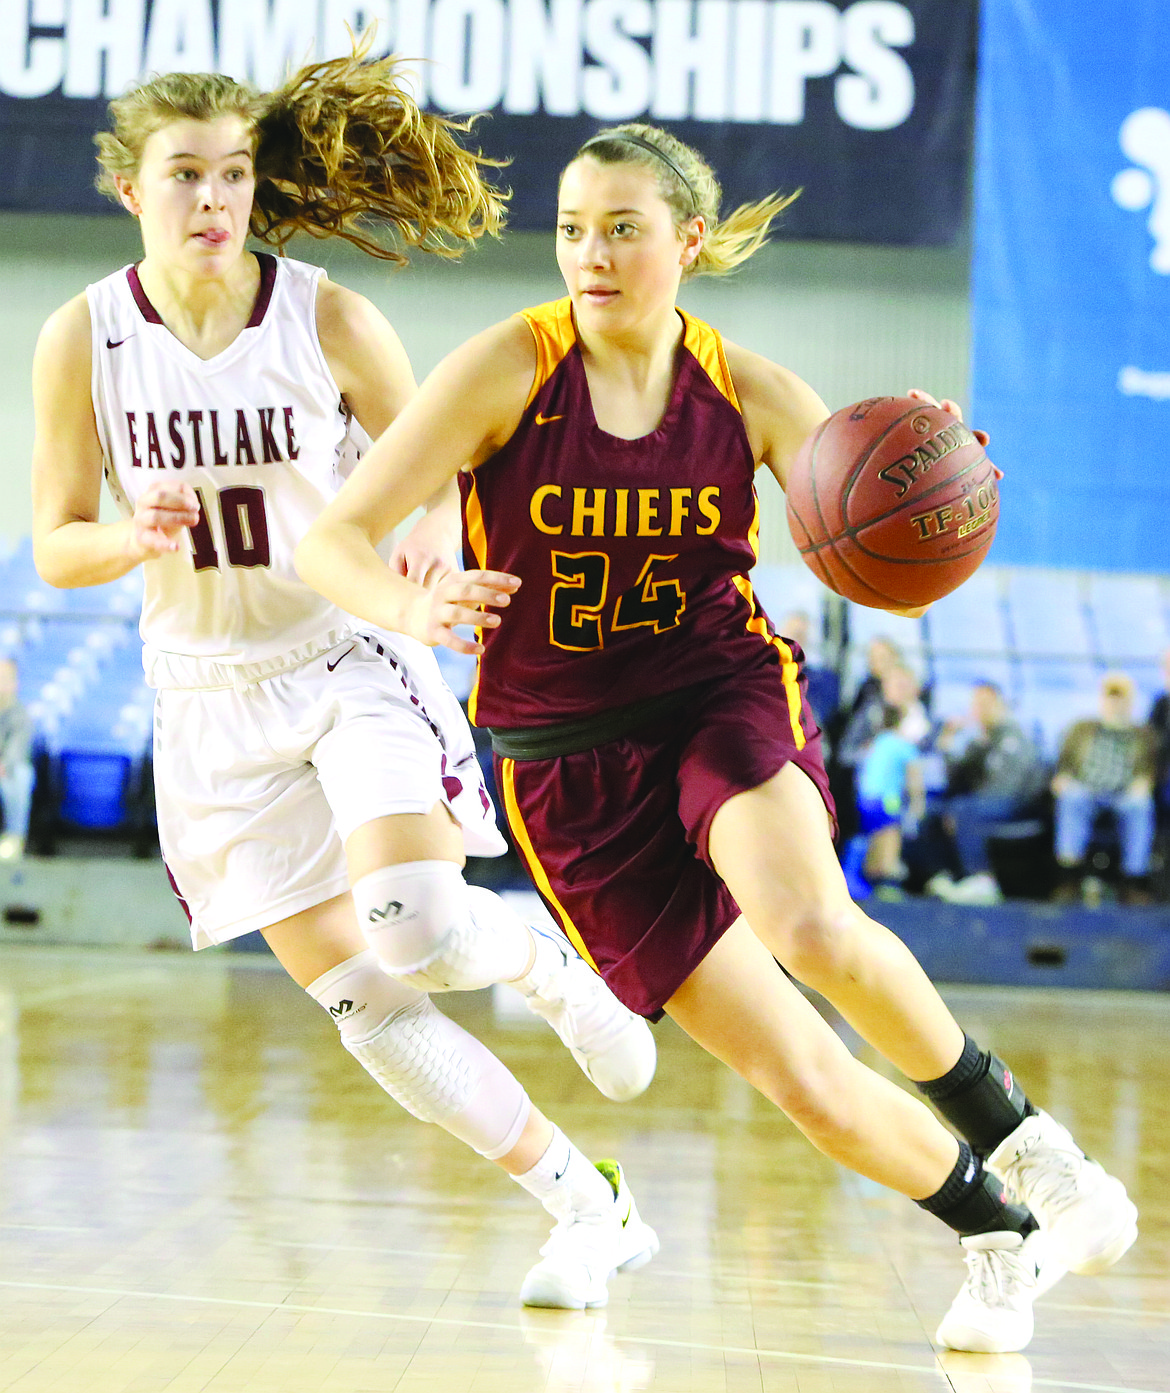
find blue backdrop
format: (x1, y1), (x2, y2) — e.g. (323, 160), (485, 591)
(972, 1), (1170, 571)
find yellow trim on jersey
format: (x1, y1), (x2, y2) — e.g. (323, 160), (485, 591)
(500, 758), (600, 969)
(680, 308), (742, 413)
(520, 299), (578, 410)
(733, 495), (806, 750)
(733, 573), (807, 752)
(519, 299), (740, 416)
(463, 474), (488, 723)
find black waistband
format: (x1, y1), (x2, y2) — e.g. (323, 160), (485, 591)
(488, 682), (712, 761)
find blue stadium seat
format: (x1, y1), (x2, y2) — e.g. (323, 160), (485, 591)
(1085, 573), (1169, 662)
(1016, 657), (1098, 691)
(1004, 568), (1092, 658)
(923, 567), (1009, 655)
(751, 565), (831, 639)
(845, 600), (926, 656)
(49, 696), (150, 832)
(929, 653), (1015, 692)
(57, 750), (134, 829)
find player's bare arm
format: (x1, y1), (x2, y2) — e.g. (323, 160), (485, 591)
(296, 315), (535, 651)
(32, 295), (200, 587)
(316, 278), (460, 584)
(315, 279), (416, 441)
(722, 341), (830, 490)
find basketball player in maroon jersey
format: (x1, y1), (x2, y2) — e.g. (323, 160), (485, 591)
(298, 124), (1136, 1351)
(30, 55), (661, 1311)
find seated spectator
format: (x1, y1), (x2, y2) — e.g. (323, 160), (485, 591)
(776, 607), (840, 734)
(0, 657), (34, 860)
(1053, 671), (1157, 905)
(856, 663), (929, 896)
(926, 681), (1047, 905)
(830, 636), (904, 840)
(838, 637), (901, 742)
(1146, 646), (1170, 818)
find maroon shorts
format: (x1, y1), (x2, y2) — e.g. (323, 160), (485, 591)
(495, 651), (833, 1018)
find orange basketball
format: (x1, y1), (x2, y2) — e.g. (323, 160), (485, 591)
(785, 396), (999, 609)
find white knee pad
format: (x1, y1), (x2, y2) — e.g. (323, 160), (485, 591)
(352, 861), (527, 991)
(305, 947), (421, 1041)
(307, 951), (530, 1160)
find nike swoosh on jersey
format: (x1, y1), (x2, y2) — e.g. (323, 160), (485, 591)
(326, 644), (356, 672)
(534, 412), (565, 425)
(106, 335), (135, 349)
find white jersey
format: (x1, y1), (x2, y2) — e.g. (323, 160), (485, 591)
(87, 253), (358, 684)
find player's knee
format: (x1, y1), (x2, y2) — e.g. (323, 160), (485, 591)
(767, 900), (862, 989)
(305, 948), (420, 1040)
(351, 861), (499, 991)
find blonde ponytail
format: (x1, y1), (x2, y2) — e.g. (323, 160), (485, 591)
(95, 35), (508, 264)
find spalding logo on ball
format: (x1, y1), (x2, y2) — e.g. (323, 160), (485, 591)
(785, 396), (999, 609)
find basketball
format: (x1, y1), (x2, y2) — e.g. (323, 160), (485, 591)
(785, 396), (999, 609)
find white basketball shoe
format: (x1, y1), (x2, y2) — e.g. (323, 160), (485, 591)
(986, 1112), (1138, 1275)
(516, 924), (656, 1101)
(936, 1228), (1063, 1353)
(520, 1160), (659, 1310)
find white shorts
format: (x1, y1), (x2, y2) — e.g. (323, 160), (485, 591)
(154, 631), (507, 949)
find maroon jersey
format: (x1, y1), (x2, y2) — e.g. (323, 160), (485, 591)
(461, 297), (805, 746)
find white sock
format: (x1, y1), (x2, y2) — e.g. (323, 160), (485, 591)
(511, 1125), (615, 1221)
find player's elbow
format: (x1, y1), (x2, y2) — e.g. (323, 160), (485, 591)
(294, 519), (346, 601)
(292, 526), (324, 591)
(32, 528), (81, 589)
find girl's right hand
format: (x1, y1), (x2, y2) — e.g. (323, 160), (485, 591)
(129, 481), (201, 560)
(409, 569), (521, 654)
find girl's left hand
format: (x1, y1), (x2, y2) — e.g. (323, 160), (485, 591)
(389, 494), (462, 589)
(906, 387), (1002, 479)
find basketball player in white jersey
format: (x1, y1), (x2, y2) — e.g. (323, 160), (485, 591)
(29, 50), (657, 1310)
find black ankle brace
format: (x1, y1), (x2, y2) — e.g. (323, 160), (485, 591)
(916, 1141), (1037, 1238)
(916, 1035), (1035, 1154)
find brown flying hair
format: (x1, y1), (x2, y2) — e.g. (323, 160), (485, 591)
(94, 37), (508, 263)
(567, 122), (798, 278)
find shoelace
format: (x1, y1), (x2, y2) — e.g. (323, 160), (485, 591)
(1003, 1147), (1082, 1213)
(964, 1245), (1028, 1306)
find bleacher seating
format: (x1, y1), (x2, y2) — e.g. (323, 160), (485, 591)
(747, 563), (1169, 759)
(3, 539), (1169, 857)
(1086, 572), (1169, 663)
(1, 551), (152, 849)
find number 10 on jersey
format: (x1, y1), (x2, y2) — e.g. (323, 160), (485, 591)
(189, 485), (271, 570)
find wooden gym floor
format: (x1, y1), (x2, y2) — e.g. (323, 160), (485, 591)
(0, 943), (1166, 1393)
